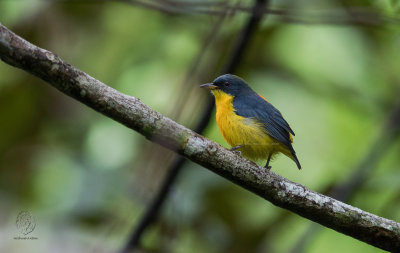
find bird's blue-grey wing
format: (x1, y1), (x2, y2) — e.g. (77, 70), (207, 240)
(233, 94), (294, 150)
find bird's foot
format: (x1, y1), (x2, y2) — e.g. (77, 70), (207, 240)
(232, 150), (242, 156)
(264, 154), (272, 170)
(230, 145), (242, 156)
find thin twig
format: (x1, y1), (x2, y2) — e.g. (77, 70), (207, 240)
(119, 4), (229, 252)
(114, 0), (400, 26)
(121, 157), (185, 251)
(50, 0), (400, 26)
(121, 0), (268, 251)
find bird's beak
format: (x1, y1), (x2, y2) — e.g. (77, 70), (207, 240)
(200, 83), (218, 90)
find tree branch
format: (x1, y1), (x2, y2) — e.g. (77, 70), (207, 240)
(1, 23), (400, 252)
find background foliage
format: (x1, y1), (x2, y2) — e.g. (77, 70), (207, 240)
(1, 0), (400, 252)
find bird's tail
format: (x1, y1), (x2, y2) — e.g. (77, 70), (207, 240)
(291, 152), (301, 170)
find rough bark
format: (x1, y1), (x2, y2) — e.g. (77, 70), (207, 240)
(1, 23), (399, 252)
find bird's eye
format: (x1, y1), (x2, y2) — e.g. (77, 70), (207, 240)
(224, 82), (230, 87)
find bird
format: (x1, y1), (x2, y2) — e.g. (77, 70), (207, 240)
(200, 74), (301, 170)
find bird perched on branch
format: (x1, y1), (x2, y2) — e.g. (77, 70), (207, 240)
(201, 74), (301, 170)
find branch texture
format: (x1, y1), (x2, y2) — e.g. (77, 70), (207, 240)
(1, 24), (400, 252)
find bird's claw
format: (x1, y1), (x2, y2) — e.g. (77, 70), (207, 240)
(232, 150), (242, 156)
(264, 165), (272, 170)
(229, 145), (242, 156)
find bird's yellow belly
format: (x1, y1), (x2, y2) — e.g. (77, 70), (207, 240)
(213, 90), (289, 161)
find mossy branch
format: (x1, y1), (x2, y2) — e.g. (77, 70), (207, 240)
(1, 24), (399, 252)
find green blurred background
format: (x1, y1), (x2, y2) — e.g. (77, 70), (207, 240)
(1, 0), (400, 252)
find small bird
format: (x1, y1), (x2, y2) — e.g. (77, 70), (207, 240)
(200, 74), (301, 170)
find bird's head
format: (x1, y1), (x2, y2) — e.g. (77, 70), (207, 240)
(200, 74), (252, 97)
